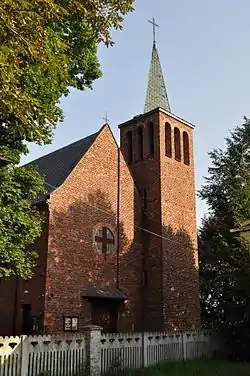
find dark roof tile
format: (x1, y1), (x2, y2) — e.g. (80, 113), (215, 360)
(23, 131), (99, 202)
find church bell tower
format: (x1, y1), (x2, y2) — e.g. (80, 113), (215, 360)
(119, 19), (200, 331)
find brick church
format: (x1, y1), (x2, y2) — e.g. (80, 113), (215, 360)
(0, 37), (200, 335)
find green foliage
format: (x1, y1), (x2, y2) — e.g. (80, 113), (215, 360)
(0, 0), (134, 143)
(0, 164), (45, 278)
(199, 118), (250, 224)
(199, 118), (250, 359)
(0, 0), (134, 278)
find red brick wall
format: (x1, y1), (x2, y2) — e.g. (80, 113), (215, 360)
(0, 277), (17, 335)
(159, 112), (200, 330)
(44, 125), (142, 333)
(0, 202), (48, 335)
(0, 110), (200, 335)
(119, 109), (200, 331)
(120, 112), (164, 331)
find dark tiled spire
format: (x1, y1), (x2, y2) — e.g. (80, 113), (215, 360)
(144, 40), (171, 113)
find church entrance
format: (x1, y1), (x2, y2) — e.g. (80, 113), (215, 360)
(90, 299), (118, 333)
(83, 284), (127, 333)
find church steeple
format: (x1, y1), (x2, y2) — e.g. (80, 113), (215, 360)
(144, 18), (171, 114)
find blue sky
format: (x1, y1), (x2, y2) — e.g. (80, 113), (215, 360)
(21, 0), (250, 227)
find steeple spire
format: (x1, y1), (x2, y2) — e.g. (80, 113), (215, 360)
(144, 18), (171, 114)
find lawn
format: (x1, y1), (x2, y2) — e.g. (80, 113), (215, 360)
(126, 360), (250, 376)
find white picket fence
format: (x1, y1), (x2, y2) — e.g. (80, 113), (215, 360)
(0, 329), (215, 376)
(100, 330), (215, 374)
(0, 335), (86, 376)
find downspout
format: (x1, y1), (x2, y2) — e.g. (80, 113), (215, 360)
(141, 196), (147, 366)
(116, 148), (121, 289)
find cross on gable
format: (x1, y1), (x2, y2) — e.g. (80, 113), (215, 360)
(95, 227), (115, 260)
(148, 17), (159, 45)
(103, 110), (109, 125)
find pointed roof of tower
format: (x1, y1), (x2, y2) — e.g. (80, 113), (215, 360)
(144, 42), (171, 113)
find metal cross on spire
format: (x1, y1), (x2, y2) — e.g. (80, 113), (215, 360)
(148, 17), (159, 45)
(144, 17), (171, 113)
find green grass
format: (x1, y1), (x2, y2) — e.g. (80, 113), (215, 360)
(124, 360), (250, 376)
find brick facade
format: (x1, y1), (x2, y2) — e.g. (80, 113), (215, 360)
(0, 203), (48, 336)
(43, 125), (142, 333)
(0, 109), (200, 335)
(119, 108), (200, 331)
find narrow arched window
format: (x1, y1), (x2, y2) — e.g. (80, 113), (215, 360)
(165, 123), (172, 157)
(148, 122), (154, 156)
(136, 126), (143, 161)
(126, 131), (133, 164)
(174, 127), (181, 161)
(183, 131), (190, 165)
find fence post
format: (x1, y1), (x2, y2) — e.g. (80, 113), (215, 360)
(181, 332), (187, 361)
(20, 336), (29, 376)
(84, 325), (102, 376)
(142, 332), (147, 368)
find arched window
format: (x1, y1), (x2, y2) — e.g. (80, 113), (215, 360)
(136, 126), (143, 161)
(174, 127), (181, 161)
(126, 131), (133, 164)
(148, 122), (154, 156)
(183, 131), (190, 165)
(94, 226), (115, 254)
(165, 123), (172, 157)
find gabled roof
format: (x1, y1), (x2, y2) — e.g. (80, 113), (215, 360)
(24, 131), (99, 202)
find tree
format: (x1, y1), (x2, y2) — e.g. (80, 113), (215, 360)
(199, 118), (250, 359)
(0, 164), (45, 279)
(0, 0), (134, 145)
(0, 0), (134, 278)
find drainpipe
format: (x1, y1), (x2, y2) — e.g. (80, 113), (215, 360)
(116, 148), (121, 289)
(141, 192), (147, 366)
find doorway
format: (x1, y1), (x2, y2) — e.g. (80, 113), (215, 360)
(90, 299), (118, 333)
